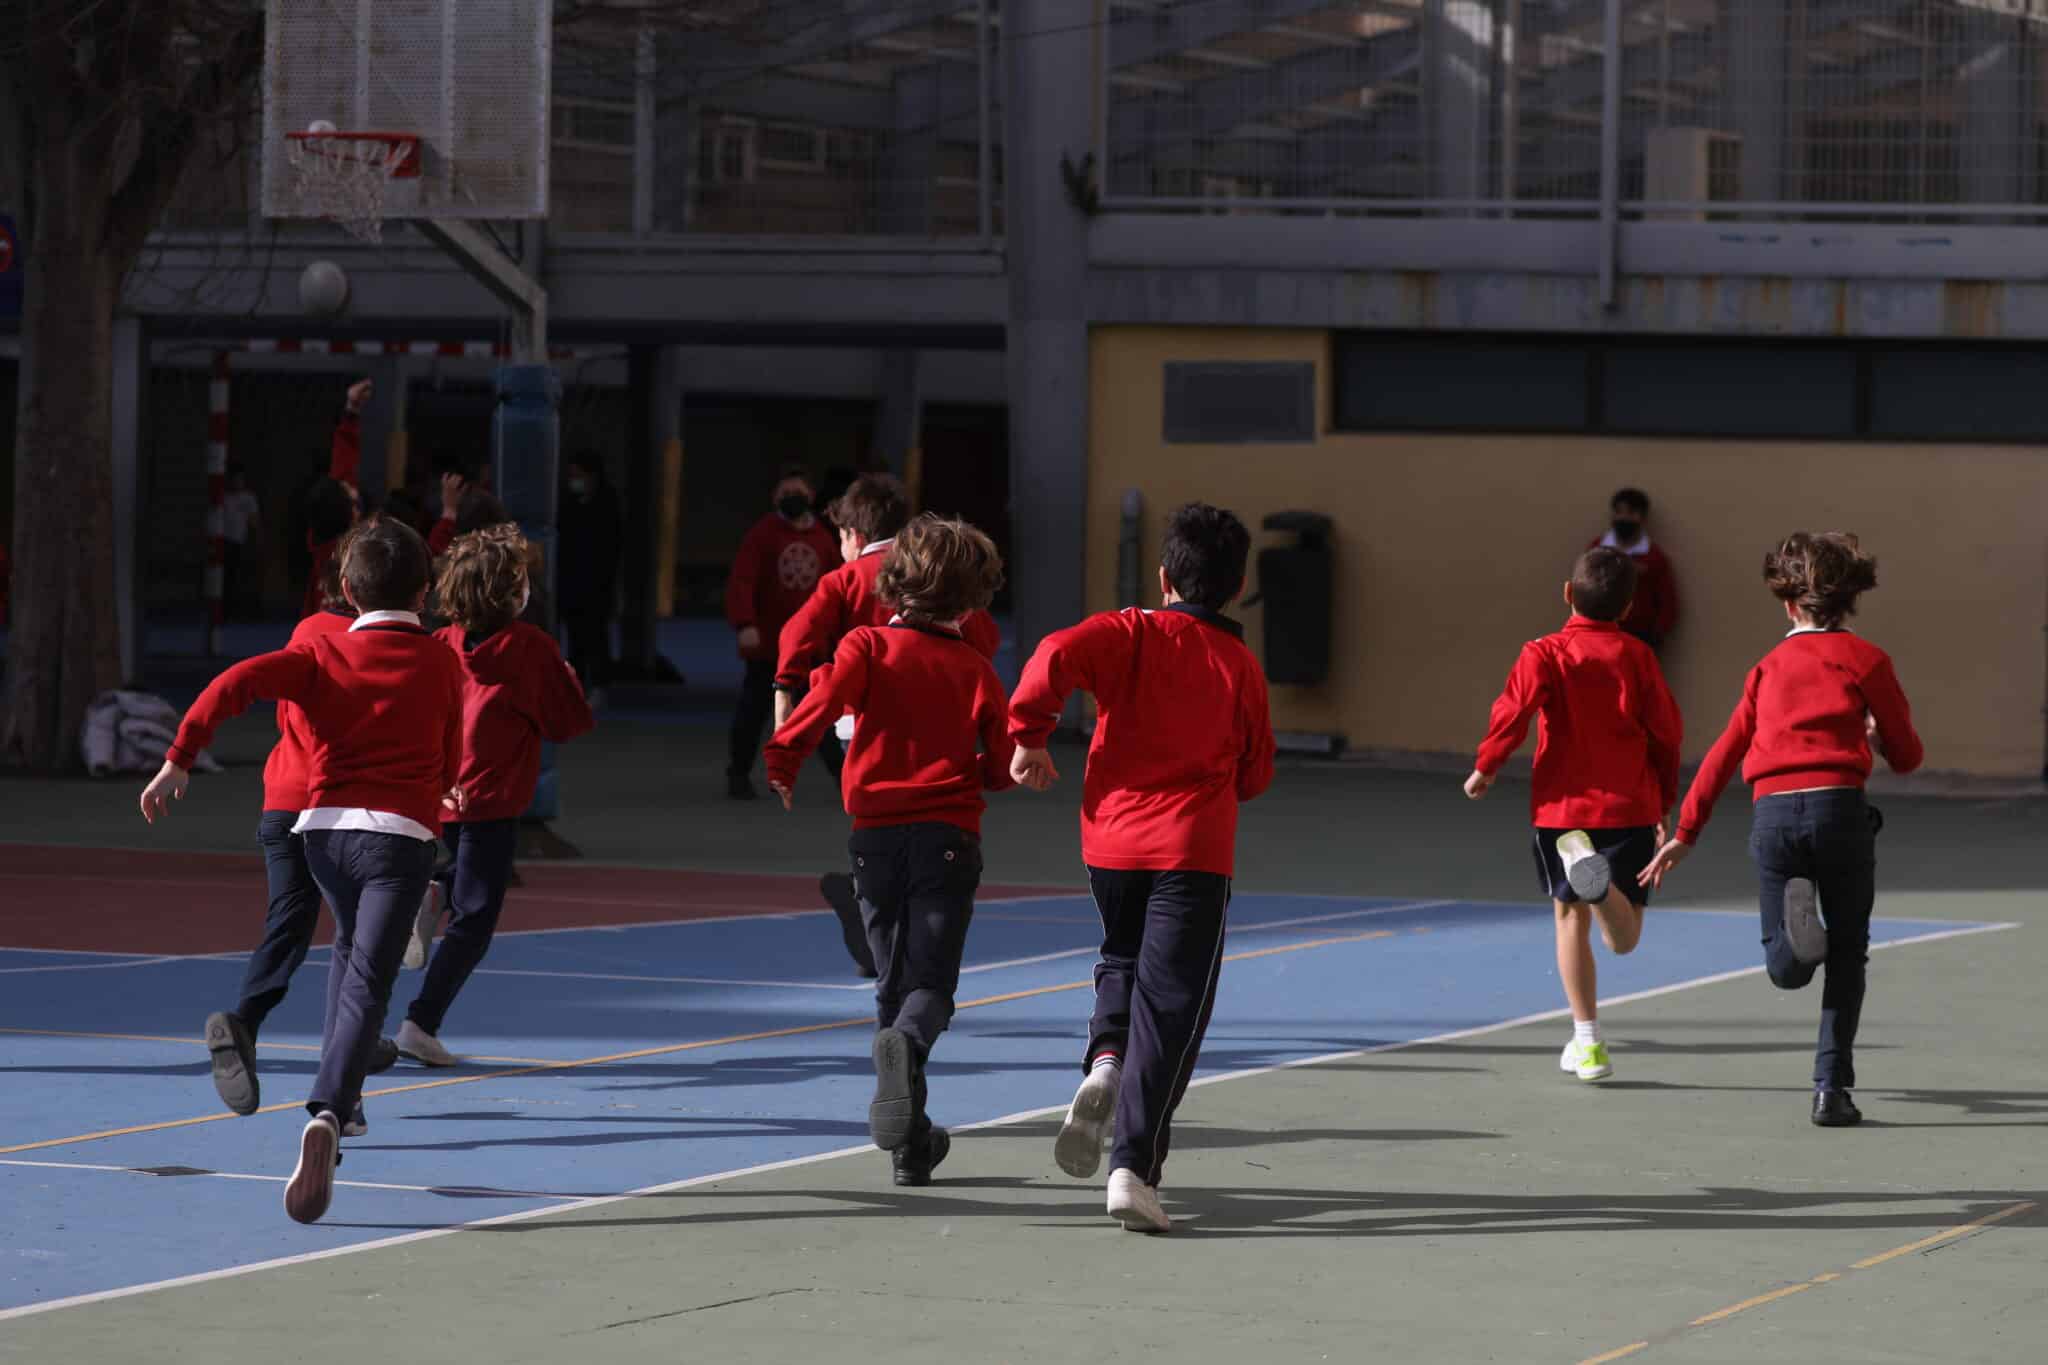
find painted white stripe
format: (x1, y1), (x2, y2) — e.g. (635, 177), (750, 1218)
(0, 919), (2017, 1325)
(0, 956), (183, 975)
(0, 1158), (590, 1201)
(207, 380), (229, 409)
(471, 967), (873, 993)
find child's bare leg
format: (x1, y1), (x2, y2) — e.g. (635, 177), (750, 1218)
(1554, 901), (1597, 1022)
(1593, 886), (1644, 955)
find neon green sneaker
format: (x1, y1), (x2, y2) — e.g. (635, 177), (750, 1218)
(1571, 1040), (1613, 1082)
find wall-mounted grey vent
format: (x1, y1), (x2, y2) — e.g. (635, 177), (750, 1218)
(1163, 362), (1315, 444)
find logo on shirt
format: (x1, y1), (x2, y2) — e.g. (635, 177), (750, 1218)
(778, 540), (823, 593)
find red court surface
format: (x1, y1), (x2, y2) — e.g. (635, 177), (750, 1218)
(0, 843), (1056, 955)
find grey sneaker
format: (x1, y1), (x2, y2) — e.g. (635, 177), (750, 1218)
(1556, 830), (1613, 903)
(1783, 878), (1828, 965)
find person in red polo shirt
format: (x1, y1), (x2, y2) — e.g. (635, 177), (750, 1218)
(1465, 546), (1682, 1085)
(725, 464), (838, 800)
(1592, 487), (1679, 650)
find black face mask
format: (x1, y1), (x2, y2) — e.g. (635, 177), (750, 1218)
(777, 494), (812, 521)
(1612, 518), (1641, 543)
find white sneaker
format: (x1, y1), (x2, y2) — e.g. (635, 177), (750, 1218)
(402, 881), (443, 971)
(341, 1103), (368, 1137)
(1561, 1038), (1613, 1081)
(1055, 1063), (1120, 1179)
(1106, 1168), (1171, 1234)
(1556, 830), (1613, 903)
(394, 1019), (458, 1068)
(1559, 1038), (1580, 1073)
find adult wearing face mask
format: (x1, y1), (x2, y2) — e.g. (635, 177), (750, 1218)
(1590, 487), (1679, 651)
(724, 464), (839, 799)
(558, 450), (623, 697)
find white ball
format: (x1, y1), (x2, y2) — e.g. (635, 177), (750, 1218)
(307, 119), (337, 135)
(299, 260), (350, 317)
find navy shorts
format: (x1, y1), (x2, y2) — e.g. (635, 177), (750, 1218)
(1531, 826), (1657, 907)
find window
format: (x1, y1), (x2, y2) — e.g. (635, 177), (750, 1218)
(1867, 349), (2048, 441)
(1601, 346), (1857, 438)
(1333, 336), (1592, 432)
(551, 99), (633, 155)
(1163, 363), (1316, 444)
(757, 124), (821, 171)
(702, 121), (755, 184)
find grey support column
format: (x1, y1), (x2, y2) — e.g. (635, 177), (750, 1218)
(357, 354), (402, 503)
(1426, 0), (1498, 202)
(109, 317), (144, 684)
(621, 343), (684, 677)
(1004, 0), (1094, 682)
(880, 66), (942, 236)
(1959, 9), (2033, 210)
(1722, 0), (1787, 203)
(872, 349), (922, 480)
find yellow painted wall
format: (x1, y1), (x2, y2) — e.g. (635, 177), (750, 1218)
(1087, 326), (2048, 778)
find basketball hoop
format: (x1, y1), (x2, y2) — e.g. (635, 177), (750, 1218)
(283, 131), (421, 243)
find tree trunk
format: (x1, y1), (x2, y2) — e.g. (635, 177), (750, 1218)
(4, 142), (123, 770)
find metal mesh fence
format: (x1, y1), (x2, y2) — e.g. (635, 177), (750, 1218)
(1106, 0), (2048, 218)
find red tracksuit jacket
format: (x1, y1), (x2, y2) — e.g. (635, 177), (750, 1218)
(766, 622), (1016, 834)
(437, 622), (596, 823)
(775, 543), (1002, 688)
(1009, 605), (1275, 878)
(260, 608), (354, 812)
(1676, 629), (1923, 842)
(725, 514), (838, 662)
(168, 618), (464, 832)
(1474, 615), (1682, 829)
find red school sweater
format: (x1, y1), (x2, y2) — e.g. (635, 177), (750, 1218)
(765, 622), (1016, 834)
(437, 621), (596, 823)
(1008, 605), (1276, 878)
(1676, 629), (1923, 843)
(167, 619), (465, 833)
(302, 412), (362, 619)
(774, 543), (1002, 688)
(260, 608), (354, 811)
(724, 514), (839, 661)
(1473, 616), (1682, 829)
(1589, 537), (1680, 645)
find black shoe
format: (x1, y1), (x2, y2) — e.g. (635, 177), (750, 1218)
(1812, 1088), (1863, 1127)
(366, 1036), (400, 1075)
(727, 773), (758, 801)
(821, 874), (877, 978)
(869, 1027), (917, 1151)
(892, 1127), (951, 1187)
(206, 1011), (260, 1116)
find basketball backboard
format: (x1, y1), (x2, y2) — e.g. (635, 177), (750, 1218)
(262, 0), (552, 226)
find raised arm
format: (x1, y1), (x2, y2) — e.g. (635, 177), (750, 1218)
(763, 631), (873, 803)
(165, 647), (323, 771)
(1471, 644), (1550, 784)
(1861, 656), (1924, 775)
(1674, 668), (1762, 844)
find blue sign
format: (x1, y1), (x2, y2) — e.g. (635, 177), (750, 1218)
(0, 215), (19, 319)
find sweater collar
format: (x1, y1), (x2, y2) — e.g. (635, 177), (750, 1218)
(1163, 602), (1246, 639)
(350, 609), (422, 632)
(859, 537), (894, 558)
(887, 614), (967, 642)
(1563, 615), (1623, 634)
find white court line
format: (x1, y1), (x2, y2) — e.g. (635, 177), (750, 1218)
(0, 957), (187, 975)
(4, 916), (2014, 1326)
(0, 1157), (591, 1201)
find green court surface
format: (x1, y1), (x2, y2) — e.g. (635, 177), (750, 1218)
(2, 713), (2042, 1364)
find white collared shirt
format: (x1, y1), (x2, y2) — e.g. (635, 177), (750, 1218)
(859, 538), (895, 558)
(1598, 530), (1654, 557)
(291, 607), (437, 843)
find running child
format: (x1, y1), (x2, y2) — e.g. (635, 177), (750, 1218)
(389, 524), (595, 1067)
(1465, 546), (1682, 1082)
(773, 473), (1002, 977)
(764, 514), (1013, 1187)
(201, 541), (400, 1131)
(1009, 502), (1275, 1235)
(142, 517), (464, 1224)
(1644, 532), (1921, 1127)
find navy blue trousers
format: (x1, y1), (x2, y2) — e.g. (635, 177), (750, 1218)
(235, 811), (325, 1035)
(406, 819), (519, 1036)
(1751, 789), (1878, 1089)
(300, 829), (438, 1119)
(1086, 867), (1231, 1189)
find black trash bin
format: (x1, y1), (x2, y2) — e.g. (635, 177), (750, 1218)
(1247, 511), (1334, 687)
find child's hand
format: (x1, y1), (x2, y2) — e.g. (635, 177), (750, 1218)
(346, 378), (372, 414)
(772, 690), (794, 730)
(139, 761), (190, 823)
(1463, 770), (1494, 800)
(439, 470), (467, 513)
(443, 784), (468, 815)
(769, 781), (793, 811)
(1643, 837), (1692, 888)
(1011, 746), (1058, 792)
(737, 625), (762, 653)
(1865, 712), (1886, 759)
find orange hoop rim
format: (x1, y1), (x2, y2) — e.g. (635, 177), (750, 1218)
(283, 130), (422, 179)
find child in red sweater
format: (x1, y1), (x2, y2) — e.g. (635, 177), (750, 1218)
(302, 380), (370, 619)
(725, 464), (839, 800)
(388, 525), (595, 1068)
(773, 473), (1004, 977)
(1646, 532), (1922, 1127)
(142, 518), (463, 1224)
(1009, 503), (1275, 1235)
(766, 515), (1013, 1187)
(1466, 547), (1682, 1083)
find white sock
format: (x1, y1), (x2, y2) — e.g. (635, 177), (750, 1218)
(1573, 1019), (1601, 1046)
(1091, 1053), (1121, 1075)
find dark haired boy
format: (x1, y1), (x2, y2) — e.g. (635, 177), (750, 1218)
(765, 514), (1015, 1186)
(1593, 486), (1680, 650)
(1465, 545), (1682, 1083)
(773, 474), (1003, 975)
(1009, 502), (1275, 1234)
(725, 463), (839, 799)
(142, 518), (464, 1224)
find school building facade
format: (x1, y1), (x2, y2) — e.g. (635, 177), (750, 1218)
(3, 0), (2043, 777)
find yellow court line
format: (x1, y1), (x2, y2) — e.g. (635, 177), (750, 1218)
(0, 922), (1405, 1158)
(0, 1026), (552, 1065)
(1575, 1200), (2037, 1364)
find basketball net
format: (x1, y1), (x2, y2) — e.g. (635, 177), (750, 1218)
(284, 134), (418, 244)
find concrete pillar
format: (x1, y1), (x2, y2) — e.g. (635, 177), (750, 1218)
(1426, 0), (1498, 201)
(880, 66), (942, 236)
(872, 349), (922, 484)
(1722, 0), (1787, 202)
(653, 39), (697, 233)
(109, 317), (144, 683)
(622, 343), (685, 675)
(1003, 0), (1093, 678)
(357, 353), (403, 502)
